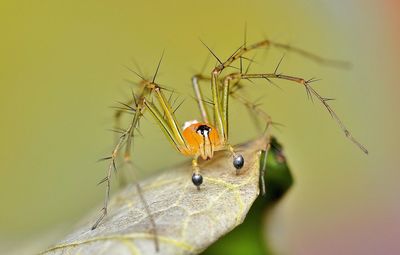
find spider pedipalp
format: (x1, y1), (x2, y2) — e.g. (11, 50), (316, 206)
(233, 154), (244, 171)
(192, 173), (203, 189)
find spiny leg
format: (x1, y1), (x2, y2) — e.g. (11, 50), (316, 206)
(201, 35), (353, 85)
(111, 67), (157, 184)
(94, 117), (135, 229)
(144, 86), (187, 151)
(202, 37), (353, 125)
(111, 90), (141, 186)
(122, 87), (161, 252)
(93, 54), (169, 250)
(93, 85), (150, 229)
(192, 75), (211, 123)
(123, 141), (160, 252)
(200, 38), (347, 143)
(241, 72), (368, 154)
(92, 111), (138, 230)
(113, 93), (137, 131)
(118, 57), (191, 248)
(219, 69), (367, 154)
(210, 38), (351, 77)
(199, 38), (367, 154)
(206, 39), (328, 134)
(94, 82), (173, 252)
(230, 56), (275, 128)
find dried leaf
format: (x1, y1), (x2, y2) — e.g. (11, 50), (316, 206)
(41, 137), (268, 255)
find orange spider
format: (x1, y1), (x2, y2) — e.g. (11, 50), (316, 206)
(91, 38), (368, 246)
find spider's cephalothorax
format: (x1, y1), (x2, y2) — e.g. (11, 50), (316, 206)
(180, 120), (242, 187)
(182, 121), (220, 160)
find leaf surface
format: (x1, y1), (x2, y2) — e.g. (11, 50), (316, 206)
(41, 137), (268, 255)
(203, 137), (294, 255)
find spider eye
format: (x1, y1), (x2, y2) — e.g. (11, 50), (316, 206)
(192, 173), (203, 187)
(233, 154), (244, 169)
(196, 125), (211, 136)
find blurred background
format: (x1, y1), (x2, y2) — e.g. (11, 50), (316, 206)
(0, 0), (399, 254)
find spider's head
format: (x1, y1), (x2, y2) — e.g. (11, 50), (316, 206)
(182, 120), (220, 160)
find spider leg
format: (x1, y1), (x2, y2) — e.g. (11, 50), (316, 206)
(210, 69), (226, 142)
(192, 75), (211, 123)
(111, 91), (139, 186)
(123, 140), (160, 252)
(153, 87), (187, 146)
(213, 72), (250, 173)
(94, 51), (193, 251)
(259, 138), (271, 196)
(212, 39), (350, 76)
(241, 72), (368, 154)
(113, 96), (136, 132)
(202, 38), (345, 142)
(145, 84), (209, 191)
(144, 86), (187, 151)
(219, 39), (366, 153)
(92, 85), (149, 227)
(93, 82), (164, 251)
(120, 82), (189, 251)
(229, 89), (273, 129)
(191, 156), (203, 190)
(122, 88), (163, 253)
(195, 70), (367, 154)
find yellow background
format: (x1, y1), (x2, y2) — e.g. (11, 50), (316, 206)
(1, 0), (399, 254)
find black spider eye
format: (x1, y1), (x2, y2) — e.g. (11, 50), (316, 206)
(233, 154), (244, 169)
(192, 173), (203, 187)
(196, 125), (211, 136)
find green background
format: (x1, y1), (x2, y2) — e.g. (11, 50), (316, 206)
(1, 0), (399, 254)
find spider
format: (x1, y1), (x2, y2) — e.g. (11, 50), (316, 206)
(91, 37), (368, 248)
